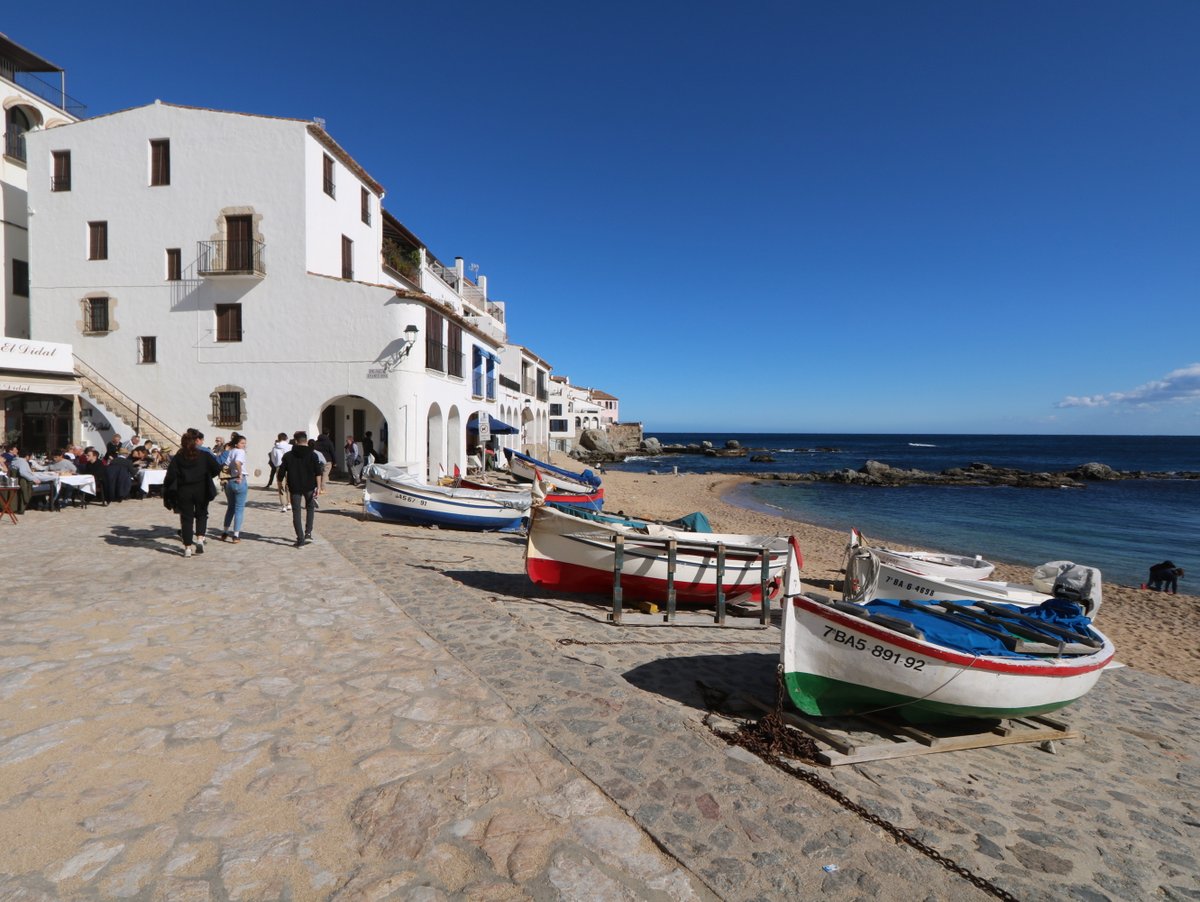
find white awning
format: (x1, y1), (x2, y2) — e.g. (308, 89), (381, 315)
(0, 372), (81, 396)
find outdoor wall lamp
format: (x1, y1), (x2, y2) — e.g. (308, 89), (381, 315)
(381, 325), (421, 373)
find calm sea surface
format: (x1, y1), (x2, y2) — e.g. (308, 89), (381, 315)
(609, 434), (1200, 588)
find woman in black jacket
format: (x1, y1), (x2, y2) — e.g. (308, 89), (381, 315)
(164, 428), (221, 557)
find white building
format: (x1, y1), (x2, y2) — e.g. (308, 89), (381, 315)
(547, 375), (605, 453)
(26, 101), (508, 478)
(497, 342), (551, 459)
(1, 35), (84, 450)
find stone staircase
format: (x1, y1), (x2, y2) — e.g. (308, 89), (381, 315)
(73, 355), (182, 449)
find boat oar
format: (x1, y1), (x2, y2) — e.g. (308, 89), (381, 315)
(972, 601), (1100, 647)
(935, 601), (1071, 647)
(897, 599), (1021, 652)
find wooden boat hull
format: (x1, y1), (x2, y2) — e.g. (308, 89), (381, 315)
(456, 478), (605, 512)
(526, 505), (790, 603)
(782, 547), (1114, 722)
(364, 471), (529, 532)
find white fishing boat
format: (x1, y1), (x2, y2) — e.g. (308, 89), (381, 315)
(845, 540), (1103, 617)
(781, 540), (1115, 723)
(526, 503), (791, 603)
(363, 465), (530, 532)
(504, 449), (602, 495)
(848, 528), (995, 580)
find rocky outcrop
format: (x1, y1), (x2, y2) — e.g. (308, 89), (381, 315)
(578, 429), (614, 454)
(748, 460), (1200, 488)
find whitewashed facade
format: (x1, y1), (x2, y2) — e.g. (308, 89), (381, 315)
(26, 102), (508, 478)
(2, 34), (80, 339)
(547, 375), (605, 452)
(497, 342), (551, 459)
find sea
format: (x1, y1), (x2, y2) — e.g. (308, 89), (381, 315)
(609, 434), (1200, 588)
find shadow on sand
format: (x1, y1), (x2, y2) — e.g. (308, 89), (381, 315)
(622, 652), (778, 716)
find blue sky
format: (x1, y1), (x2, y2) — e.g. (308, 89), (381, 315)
(7, 1), (1198, 434)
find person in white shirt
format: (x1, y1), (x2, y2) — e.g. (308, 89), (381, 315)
(269, 433), (292, 511)
(216, 435), (249, 543)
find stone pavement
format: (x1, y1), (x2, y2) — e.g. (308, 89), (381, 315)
(0, 483), (1194, 900)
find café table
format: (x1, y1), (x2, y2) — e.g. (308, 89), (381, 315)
(0, 485), (18, 524)
(138, 469), (167, 494)
(57, 474), (97, 496)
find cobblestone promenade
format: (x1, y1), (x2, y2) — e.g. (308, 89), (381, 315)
(0, 483), (1195, 900)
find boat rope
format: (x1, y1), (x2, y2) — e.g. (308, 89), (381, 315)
(703, 668), (1020, 902)
(828, 653), (983, 719)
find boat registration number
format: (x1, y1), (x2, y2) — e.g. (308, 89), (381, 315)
(882, 574), (936, 597)
(822, 627), (926, 670)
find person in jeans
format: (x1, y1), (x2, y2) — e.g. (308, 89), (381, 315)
(217, 435), (249, 543)
(163, 428), (220, 557)
(280, 431), (321, 547)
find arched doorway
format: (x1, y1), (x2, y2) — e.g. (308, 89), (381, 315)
(447, 406), (462, 476)
(318, 394), (389, 480)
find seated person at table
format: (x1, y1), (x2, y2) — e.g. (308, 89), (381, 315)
(105, 452), (134, 502)
(46, 449), (78, 508)
(78, 448), (108, 505)
(2, 443), (17, 467)
(9, 449), (56, 511)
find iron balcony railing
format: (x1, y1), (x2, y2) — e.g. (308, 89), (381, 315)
(197, 240), (266, 276)
(4, 131), (26, 162)
(2, 68), (87, 117)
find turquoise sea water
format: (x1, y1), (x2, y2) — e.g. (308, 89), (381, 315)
(609, 434), (1199, 588)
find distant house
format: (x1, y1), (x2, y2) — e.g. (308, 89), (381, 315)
(547, 375), (608, 452)
(590, 388), (619, 425)
(25, 101), (509, 479)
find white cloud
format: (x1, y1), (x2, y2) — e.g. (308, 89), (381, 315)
(1056, 363), (1200, 409)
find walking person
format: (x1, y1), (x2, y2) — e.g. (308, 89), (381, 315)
(269, 433), (292, 509)
(315, 432), (337, 492)
(280, 431), (321, 547)
(217, 434), (250, 543)
(163, 428), (221, 557)
(362, 431), (376, 474)
(344, 435), (363, 486)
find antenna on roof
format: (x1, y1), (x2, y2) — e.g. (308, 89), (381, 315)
(313, 116), (326, 129)
(469, 263), (480, 278)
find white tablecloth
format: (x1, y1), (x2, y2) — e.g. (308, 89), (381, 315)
(138, 469), (167, 493)
(57, 474), (97, 495)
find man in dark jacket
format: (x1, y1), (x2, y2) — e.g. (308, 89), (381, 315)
(315, 433), (337, 490)
(279, 431), (321, 546)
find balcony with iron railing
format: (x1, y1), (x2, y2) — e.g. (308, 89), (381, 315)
(1, 66), (87, 118)
(197, 240), (266, 277)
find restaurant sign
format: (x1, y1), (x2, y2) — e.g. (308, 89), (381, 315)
(0, 338), (76, 375)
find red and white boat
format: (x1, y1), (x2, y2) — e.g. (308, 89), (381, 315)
(781, 540), (1115, 723)
(525, 503), (791, 603)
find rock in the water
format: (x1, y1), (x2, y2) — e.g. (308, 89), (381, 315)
(641, 437), (663, 454)
(725, 439), (741, 450)
(1073, 462), (1117, 480)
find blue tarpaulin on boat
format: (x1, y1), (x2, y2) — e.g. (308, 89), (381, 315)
(863, 598), (1095, 659)
(468, 415), (519, 435)
(546, 504), (712, 533)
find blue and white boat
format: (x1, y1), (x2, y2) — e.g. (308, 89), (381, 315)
(363, 465), (529, 532)
(503, 449), (602, 495)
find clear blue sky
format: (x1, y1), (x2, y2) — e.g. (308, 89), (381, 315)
(7, 1), (1199, 434)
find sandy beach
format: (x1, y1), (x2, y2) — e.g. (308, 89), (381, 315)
(589, 463), (1200, 686)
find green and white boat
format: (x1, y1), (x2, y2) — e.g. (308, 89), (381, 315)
(780, 540), (1115, 723)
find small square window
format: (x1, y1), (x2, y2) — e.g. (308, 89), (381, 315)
(52, 150), (71, 191)
(88, 221), (108, 260)
(166, 248), (181, 281)
(215, 303), (242, 342)
(212, 391), (243, 427)
(12, 259), (29, 297)
(150, 139), (170, 186)
(138, 336), (157, 363)
(85, 297), (110, 333)
(323, 154), (335, 198)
